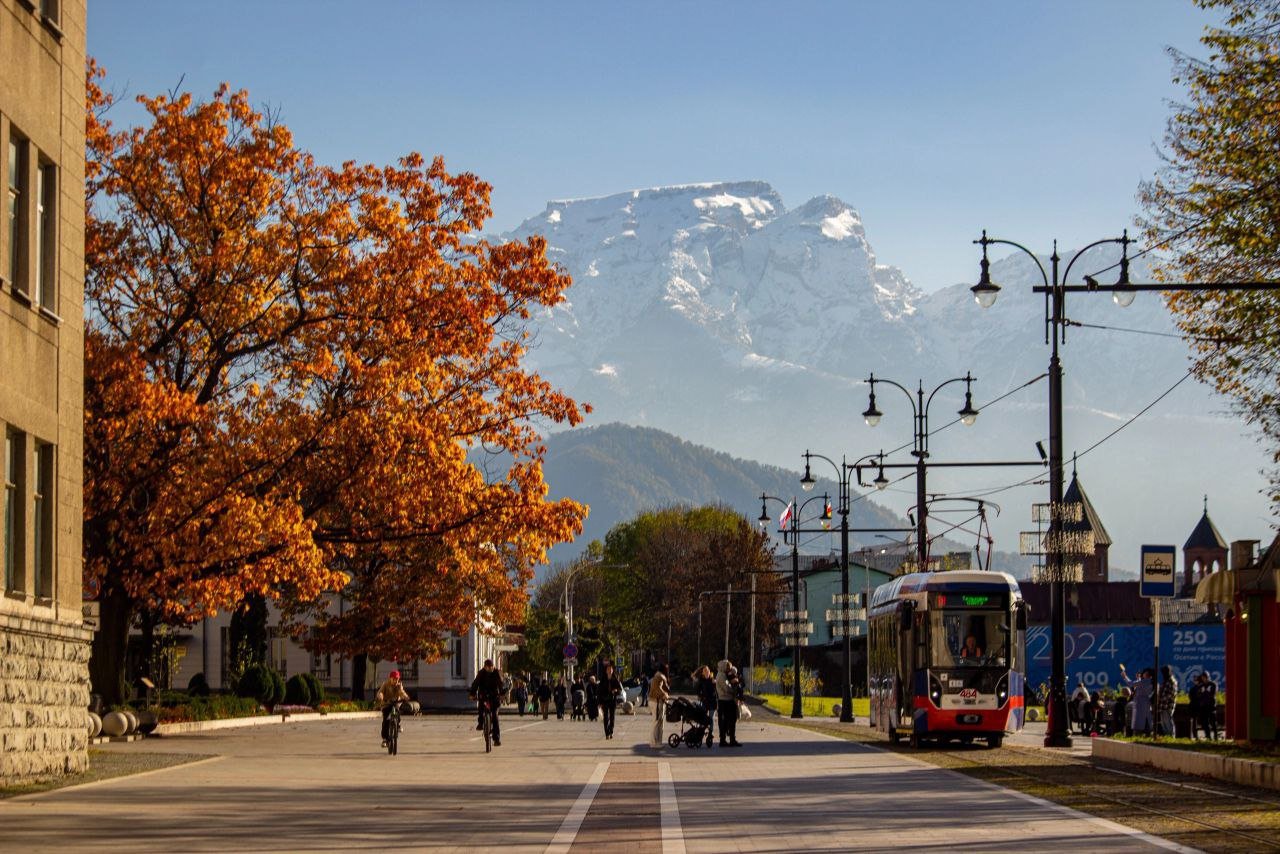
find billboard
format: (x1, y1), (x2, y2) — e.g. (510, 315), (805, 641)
(1025, 623), (1225, 693)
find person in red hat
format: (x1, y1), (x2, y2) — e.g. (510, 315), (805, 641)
(376, 670), (410, 748)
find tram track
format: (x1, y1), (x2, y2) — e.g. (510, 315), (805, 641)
(783, 720), (1280, 853)
(940, 744), (1280, 852)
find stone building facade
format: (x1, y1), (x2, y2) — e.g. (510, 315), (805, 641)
(0, 0), (91, 784)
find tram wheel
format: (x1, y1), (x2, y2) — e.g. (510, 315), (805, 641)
(909, 732), (921, 749)
(888, 727), (900, 746)
(986, 734), (1004, 749)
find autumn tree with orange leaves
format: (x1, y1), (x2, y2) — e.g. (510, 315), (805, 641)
(85, 62), (588, 704)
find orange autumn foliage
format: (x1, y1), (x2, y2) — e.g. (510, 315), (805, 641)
(84, 60), (588, 698)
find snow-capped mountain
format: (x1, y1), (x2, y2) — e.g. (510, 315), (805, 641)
(508, 182), (1271, 574)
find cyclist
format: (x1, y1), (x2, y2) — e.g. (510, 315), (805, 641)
(470, 658), (505, 747)
(375, 670), (410, 748)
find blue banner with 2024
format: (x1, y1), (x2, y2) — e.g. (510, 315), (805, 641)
(1025, 623), (1225, 694)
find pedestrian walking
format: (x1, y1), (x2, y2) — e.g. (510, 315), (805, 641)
(600, 663), (623, 739)
(649, 663), (670, 747)
(715, 659), (742, 747)
(639, 672), (650, 707)
(512, 679), (528, 718)
(586, 675), (599, 722)
(553, 678), (567, 719)
(1158, 665), (1178, 738)
(571, 678), (586, 720)
(536, 678), (552, 720)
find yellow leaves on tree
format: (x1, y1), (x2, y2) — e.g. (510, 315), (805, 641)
(84, 59), (588, 701)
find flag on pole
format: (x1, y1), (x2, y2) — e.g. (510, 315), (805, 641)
(778, 501), (793, 531)
(824, 499), (833, 518)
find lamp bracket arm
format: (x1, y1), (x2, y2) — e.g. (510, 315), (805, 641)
(981, 235), (1050, 286)
(1061, 236), (1126, 286)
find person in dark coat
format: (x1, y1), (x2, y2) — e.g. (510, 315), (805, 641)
(639, 673), (650, 707)
(553, 678), (568, 720)
(586, 675), (600, 721)
(512, 679), (528, 717)
(692, 665), (718, 744)
(1112, 687), (1130, 737)
(600, 663), (623, 739)
(1190, 672), (1219, 740)
(536, 678), (552, 720)
(715, 659), (741, 747)
(571, 678), (586, 720)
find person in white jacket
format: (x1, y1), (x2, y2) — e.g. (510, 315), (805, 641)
(715, 660), (742, 747)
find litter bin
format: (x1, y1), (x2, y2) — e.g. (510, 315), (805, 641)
(1173, 703), (1192, 738)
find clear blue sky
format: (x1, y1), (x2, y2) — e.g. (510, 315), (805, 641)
(88, 1), (1215, 292)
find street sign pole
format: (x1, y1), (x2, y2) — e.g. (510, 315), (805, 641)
(1140, 544), (1176, 734)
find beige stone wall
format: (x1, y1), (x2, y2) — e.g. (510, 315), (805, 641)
(0, 612), (93, 783)
(0, 0), (90, 784)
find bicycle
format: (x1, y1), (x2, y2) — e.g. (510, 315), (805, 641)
(383, 702), (402, 756)
(479, 698), (494, 753)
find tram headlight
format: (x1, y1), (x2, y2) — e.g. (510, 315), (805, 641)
(996, 674), (1009, 708)
(929, 675), (943, 707)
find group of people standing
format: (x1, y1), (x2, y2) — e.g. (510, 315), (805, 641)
(1071, 664), (1219, 739)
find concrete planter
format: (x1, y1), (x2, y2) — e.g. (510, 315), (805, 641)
(1093, 738), (1280, 792)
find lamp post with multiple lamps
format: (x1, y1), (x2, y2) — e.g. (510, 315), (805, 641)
(861, 373), (980, 571)
(969, 228), (1280, 748)
(799, 451), (912, 723)
(758, 491), (831, 719)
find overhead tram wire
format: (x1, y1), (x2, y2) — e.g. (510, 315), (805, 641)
(933, 358), (1205, 502)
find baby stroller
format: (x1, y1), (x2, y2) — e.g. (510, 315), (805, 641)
(571, 687), (586, 721)
(666, 697), (711, 748)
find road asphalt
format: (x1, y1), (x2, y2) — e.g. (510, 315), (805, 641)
(0, 710), (1192, 852)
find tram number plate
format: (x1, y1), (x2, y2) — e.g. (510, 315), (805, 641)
(958, 714), (982, 725)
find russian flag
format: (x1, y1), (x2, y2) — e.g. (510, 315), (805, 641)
(778, 501), (793, 531)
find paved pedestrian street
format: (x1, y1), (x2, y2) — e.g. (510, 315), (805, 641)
(0, 713), (1188, 853)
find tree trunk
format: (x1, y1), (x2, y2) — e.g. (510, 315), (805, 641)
(89, 584), (132, 708)
(351, 653), (372, 701)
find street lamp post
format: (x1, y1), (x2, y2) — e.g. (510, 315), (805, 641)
(862, 373), (979, 570)
(758, 492), (830, 719)
(970, 228), (1280, 748)
(799, 451), (890, 723)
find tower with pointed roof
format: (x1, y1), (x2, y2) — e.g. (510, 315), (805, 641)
(1182, 496), (1228, 596)
(1063, 465), (1112, 582)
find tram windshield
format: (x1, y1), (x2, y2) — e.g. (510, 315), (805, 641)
(929, 606), (1010, 668)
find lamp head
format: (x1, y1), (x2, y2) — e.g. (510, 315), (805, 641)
(800, 455), (815, 492)
(863, 377), (882, 427)
(873, 466), (889, 491)
(1112, 230), (1135, 307)
(971, 231), (1000, 309)
(957, 372), (978, 426)
(758, 495), (770, 527)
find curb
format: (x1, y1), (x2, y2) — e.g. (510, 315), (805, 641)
(152, 710), (380, 736)
(1093, 738), (1280, 792)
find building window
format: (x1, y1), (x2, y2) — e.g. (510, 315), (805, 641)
(3, 433), (19, 592)
(398, 659), (419, 682)
(450, 636), (464, 679)
(35, 162), (55, 310)
(32, 442), (54, 599)
(309, 629), (331, 683)
(269, 627), (289, 676)
(41, 0), (58, 24)
(6, 136), (24, 290)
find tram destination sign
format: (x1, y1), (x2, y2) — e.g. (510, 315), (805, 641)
(1140, 545), (1177, 598)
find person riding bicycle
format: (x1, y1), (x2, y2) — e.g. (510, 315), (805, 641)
(470, 658), (505, 747)
(376, 670), (411, 748)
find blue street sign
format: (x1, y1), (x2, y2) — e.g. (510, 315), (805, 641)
(563, 642), (578, 660)
(1140, 545), (1177, 598)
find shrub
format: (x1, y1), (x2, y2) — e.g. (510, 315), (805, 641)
(268, 668), (286, 706)
(301, 673), (324, 707)
(237, 663), (274, 705)
(188, 672), (210, 697)
(285, 674), (314, 706)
